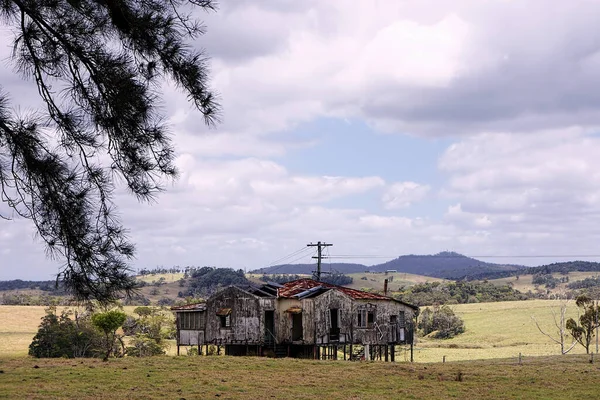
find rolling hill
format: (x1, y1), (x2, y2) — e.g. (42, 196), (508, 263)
(255, 251), (523, 279)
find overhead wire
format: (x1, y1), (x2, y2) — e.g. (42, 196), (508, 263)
(260, 246), (315, 274)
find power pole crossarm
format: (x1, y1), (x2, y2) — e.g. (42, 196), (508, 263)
(307, 241), (333, 281)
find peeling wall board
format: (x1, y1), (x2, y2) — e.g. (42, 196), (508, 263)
(204, 286), (265, 344)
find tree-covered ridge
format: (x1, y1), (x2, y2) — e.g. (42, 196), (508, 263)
(0, 279), (64, 292)
(466, 261), (600, 281)
(395, 281), (530, 307)
(182, 267), (250, 297)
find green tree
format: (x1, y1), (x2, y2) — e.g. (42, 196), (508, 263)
(91, 309), (127, 360)
(566, 295), (600, 354)
(29, 307), (102, 358)
(123, 306), (173, 357)
(0, 0), (219, 303)
(418, 305), (465, 339)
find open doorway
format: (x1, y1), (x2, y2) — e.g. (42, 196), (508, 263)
(330, 309), (340, 341)
(264, 310), (275, 345)
(292, 313), (303, 341)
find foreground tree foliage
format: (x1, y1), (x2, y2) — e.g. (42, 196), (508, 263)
(0, 0), (219, 303)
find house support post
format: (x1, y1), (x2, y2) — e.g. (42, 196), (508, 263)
(365, 344), (370, 361)
(390, 345), (395, 362)
(385, 345), (389, 362)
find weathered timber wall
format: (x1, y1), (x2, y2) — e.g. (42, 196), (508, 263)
(204, 286), (272, 344)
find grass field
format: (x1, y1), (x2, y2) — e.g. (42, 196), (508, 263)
(135, 273), (185, 284)
(417, 300), (588, 363)
(1, 354), (599, 399)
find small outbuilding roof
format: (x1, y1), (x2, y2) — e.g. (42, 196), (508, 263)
(170, 302), (206, 312)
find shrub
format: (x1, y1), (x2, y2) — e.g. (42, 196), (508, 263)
(123, 307), (173, 357)
(29, 307), (102, 358)
(418, 305), (465, 339)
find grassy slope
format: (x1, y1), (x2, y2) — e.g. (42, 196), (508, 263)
(488, 271), (600, 295)
(417, 300), (587, 363)
(0, 355), (599, 399)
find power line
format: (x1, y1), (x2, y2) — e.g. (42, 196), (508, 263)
(261, 246), (315, 274)
(266, 246), (312, 266)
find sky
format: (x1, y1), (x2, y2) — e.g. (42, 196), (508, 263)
(3, 0), (600, 279)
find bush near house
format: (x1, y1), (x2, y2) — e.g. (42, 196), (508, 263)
(418, 305), (465, 339)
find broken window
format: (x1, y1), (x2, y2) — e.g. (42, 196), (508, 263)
(398, 311), (405, 327)
(357, 309), (375, 328)
(216, 308), (232, 329)
(179, 311), (205, 330)
(220, 314), (231, 328)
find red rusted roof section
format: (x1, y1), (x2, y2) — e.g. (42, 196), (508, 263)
(278, 278), (397, 301)
(170, 303), (206, 311)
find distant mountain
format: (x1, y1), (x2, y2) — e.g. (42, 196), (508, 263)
(370, 251), (523, 279)
(253, 251), (524, 279)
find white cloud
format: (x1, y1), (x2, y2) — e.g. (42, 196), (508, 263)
(439, 127), (600, 257)
(382, 182), (431, 209)
(7, 1), (600, 279)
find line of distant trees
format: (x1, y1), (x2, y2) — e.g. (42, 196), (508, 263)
(0, 280), (65, 293)
(464, 261), (600, 281)
(395, 281), (532, 307)
(138, 267), (183, 275)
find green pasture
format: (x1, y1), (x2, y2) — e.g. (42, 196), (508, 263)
(1, 354), (599, 399)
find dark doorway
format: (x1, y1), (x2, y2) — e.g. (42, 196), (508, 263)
(292, 313), (303, 341)
(329, 309), (340, 341)
(264, 310), (275, 345)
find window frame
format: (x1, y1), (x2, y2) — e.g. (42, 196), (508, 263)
(357, 308), (375, 328)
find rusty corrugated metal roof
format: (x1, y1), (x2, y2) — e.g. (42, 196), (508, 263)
(278, 279), (418, 309)
(170, 303), (206, 311)
(216, 308), (232, 316)
(285, 306), (303, 314)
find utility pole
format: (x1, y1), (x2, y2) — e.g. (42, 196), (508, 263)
(307, 241), (333, 281)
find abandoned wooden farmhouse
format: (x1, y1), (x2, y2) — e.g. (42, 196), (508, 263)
(172, 278), (419, 361)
